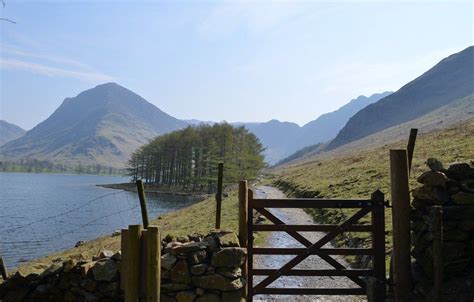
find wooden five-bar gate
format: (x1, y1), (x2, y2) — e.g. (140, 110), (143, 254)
(246, 189), (387, 301)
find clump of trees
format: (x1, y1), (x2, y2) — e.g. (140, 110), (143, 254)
(0, 159), (125, 175)
(127, 123), (265, 193)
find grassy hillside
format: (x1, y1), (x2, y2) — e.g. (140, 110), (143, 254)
(329, 46), (474, 150)
(273, 119), (474, 266)
(0, 120), (25, 146)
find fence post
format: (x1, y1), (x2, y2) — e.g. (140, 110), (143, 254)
(407, 128), (418, 173)
(0, 254), (8, 280)
(390, 149), (412, 301)
(126, 225), (142, 302)
(147, 226), (161, 302)
(140, 229), (148, 298)
(215, 163), (224, 229)
(431, 206), (443, 302)
(371, 190), (386, 301)
(136, 180), (150, 228)
(120, 229), (129, 291)
(238, 180), (249, 298)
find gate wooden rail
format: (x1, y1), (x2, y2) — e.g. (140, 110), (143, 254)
(247, 189), (387, 301)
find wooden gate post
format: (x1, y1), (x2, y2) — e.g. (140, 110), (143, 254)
(407, 128), (418, 173)
(238, 180), (249, 298)
(390, 149), (412, 301)
(215, 163), (224, 229)
(371, 190), (386, 301)
(147, 226), (161, 302)
(126, 225), (142, 302)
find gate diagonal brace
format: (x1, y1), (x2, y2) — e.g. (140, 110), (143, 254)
(253, 207), (371, 292)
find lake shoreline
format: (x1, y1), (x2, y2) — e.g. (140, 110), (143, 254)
(98, 182), (212, 199)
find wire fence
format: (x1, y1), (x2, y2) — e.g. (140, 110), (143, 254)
(0, 190), (142, 269)
(0, 184), (201, 270)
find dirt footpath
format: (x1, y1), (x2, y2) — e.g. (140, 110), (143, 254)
(252, 186), (367, 302)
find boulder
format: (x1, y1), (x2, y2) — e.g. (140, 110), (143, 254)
(191, 264), (208, 276)
(216, 267), (242, 278)
(416, 171), (448, 187)
(161, 253), (178, 271)
(452, 191), (474, 205)
(192, 274), (245, 291)
(426, 158), (444, 172)
(215, 232), (240, 247)
(172, 242), (208, 254)
(171, 260), (191, 284)
(446, 162), (474, 180)
(211, 248), (246, 268)
(91, 259), (118, 282)
(176, 290), (197, 302)
(187, 250), (207, 265)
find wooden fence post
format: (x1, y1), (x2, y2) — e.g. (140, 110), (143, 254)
(215, 163), (224, 229)
(147, 226), (161, 302)
(126, 225), (142, 302)
(431, 206), (443, 302)
(0, 254), (8, 280)
(238, 180), (249, 298)
(140, 229), (148, 298)
(247, 188), (254, 301)
(136, 180), (150, 228)
(407, 128), (418, 173)
(120, 229), (129, 291)
(390, 149), (412, 301)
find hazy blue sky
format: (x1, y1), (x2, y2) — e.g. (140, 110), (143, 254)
(1, 1), (472, 130)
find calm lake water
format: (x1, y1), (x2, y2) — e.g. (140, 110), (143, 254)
(0, 172), (202, 269)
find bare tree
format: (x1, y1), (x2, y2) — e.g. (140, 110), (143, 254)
(1, 0), (17, 24)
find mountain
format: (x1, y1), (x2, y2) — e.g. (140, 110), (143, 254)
(328, 46), (474, 150)
(236, 120), (301, 164)
(0, 83), (188, 168)
(296, 91), (392, 149)
(0, 120), (26, 145)
(235, 92), (391, 164)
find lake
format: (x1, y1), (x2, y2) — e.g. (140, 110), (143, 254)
(0, 172), (203, 269)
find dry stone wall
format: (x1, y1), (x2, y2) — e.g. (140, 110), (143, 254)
(411, 160), (474, 299)
(0, 230), (247, 302)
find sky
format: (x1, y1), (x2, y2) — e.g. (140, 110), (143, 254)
(0, 1), (473, 130)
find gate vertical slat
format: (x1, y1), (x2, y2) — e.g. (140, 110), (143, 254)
(247, 189), (254, 301)
(371, 190), (386, 301)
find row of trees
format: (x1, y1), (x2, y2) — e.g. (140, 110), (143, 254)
(0, 159), (125, 175)
(127, 123), (265, 193)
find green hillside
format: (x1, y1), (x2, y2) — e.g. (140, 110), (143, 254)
(328, 46), (474, 150)
(273, 119), (474, 265)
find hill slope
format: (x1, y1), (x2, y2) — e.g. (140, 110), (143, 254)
(0, 120), (26, 146)
(296, 91), (392, 149)
(237, 92), (391, 164)
(0, 83), (188, 168)
(328, 46), (474, 149)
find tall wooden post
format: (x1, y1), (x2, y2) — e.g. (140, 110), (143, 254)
(136, 180), (150, 228)
(247, 188), (254, 301)
(407, 128), (418, 173)
(147, 226), (161, 302)
(390, 149), (412, 301)
(120, 229), (129, 291)
(238, 180), (249, 298)
(371, 190), (386, 301)
(126, 225), (142, 302)
(431, 206), (443, 302)
(0, 254), (8, 280)
(215, 163), (224, 229)
(139, 229), (148, 298)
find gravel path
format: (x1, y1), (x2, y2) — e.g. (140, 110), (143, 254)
(252, 186), (367, 302)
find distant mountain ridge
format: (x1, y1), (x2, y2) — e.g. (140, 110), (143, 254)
(328, 46), (474, 150)
(0, 83), (188, 168)
(0, 120), (26, 146)
(236, 92), (391, 163)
